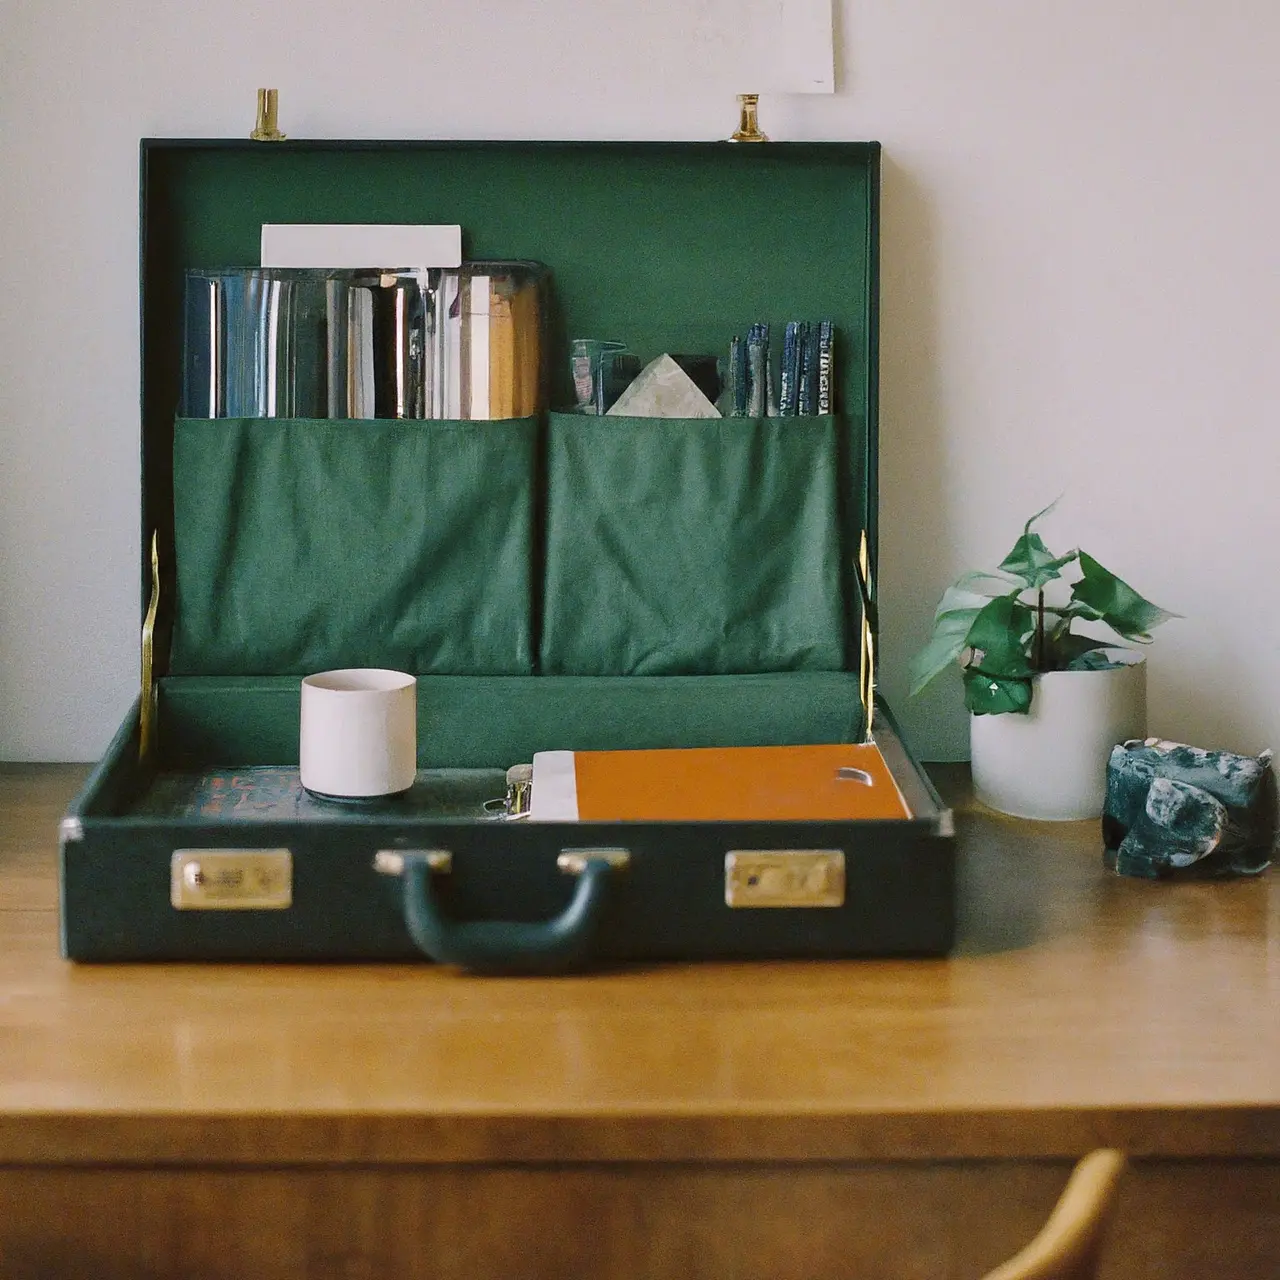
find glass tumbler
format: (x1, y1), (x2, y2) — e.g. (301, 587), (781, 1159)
(569, 339), (628, 414)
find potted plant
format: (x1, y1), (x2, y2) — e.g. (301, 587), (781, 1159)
(910, 504), (1178, 820)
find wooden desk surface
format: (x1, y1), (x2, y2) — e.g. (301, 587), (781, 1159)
(1, 763), (1277, 1167)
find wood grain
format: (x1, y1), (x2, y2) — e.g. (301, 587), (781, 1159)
(0, 763), (67, 911)
(2, 765), (1278, 1278)
(0, 764), (1277, 1167)
(0, 1161), (1275, 1280)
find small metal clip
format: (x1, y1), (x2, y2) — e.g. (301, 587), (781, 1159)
(729, 93), (769, 143)
(505, 763), (533, 819)
(482, 764), (533, 820)
(251, 89), (286, 142)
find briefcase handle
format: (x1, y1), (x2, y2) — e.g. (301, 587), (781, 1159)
(375, 849), (628, 974)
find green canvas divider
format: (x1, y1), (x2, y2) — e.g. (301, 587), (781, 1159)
(157, 672), (864, 770)
(169, 415), (536, 676)
(540, 412), (846, 676)
(144, 144), (878, 667)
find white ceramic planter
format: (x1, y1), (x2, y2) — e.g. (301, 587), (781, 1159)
(969, 654), (1146, 821)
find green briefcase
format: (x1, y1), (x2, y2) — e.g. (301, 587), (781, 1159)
(59, 138), (955, 972)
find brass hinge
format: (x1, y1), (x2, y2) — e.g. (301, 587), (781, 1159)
(251, 88), (286, 142)
(728, 93), (769, 143)
(854, 529), (876, 743)
(139, 531), (159, 762)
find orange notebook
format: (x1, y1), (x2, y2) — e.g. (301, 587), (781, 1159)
(527, 744), (911, 823)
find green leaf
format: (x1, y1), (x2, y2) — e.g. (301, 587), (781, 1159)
(933, 586), (990, 619)
(1069, 552), (1180, 643)
(1045, 631), (1113, 670)
(997, 500), (1078, 590)
(948, 568), (1028, 600)
(1065, 649), (1129, 672)
(963, 668), (1034, 715)
(909, 607), (982, 695)
(912, 574), (1032, 697)
(929, 572), (1022, 626)
(965, 595), (1037, 677)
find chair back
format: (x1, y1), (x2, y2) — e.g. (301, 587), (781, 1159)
(981, 1149), (1126, 1280)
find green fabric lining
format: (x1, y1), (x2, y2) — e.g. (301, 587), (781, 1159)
(145, 144), (874, 436)
(170, 416), (535, 676)
(157, 672), (864, 769)
(541, 413), (846, 675)
(144, 145), (878, 670)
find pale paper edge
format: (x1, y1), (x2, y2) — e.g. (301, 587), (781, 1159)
(529, 750), (579, 822)
(261, 224), (463, 269)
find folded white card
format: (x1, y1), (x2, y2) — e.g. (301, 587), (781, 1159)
(260, 224), (462, 269)
(606, 353), (721, 418)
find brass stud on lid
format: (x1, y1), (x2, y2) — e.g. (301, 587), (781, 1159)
(729, 93), (769, 143)
(250, 88), (286, 142)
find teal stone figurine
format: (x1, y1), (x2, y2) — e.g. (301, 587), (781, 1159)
(1103, 739), (1275, 879)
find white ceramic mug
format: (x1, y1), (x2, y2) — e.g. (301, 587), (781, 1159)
(299, 669), (417, 799)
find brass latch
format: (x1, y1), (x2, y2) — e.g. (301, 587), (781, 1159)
(171, 849), (293, 909)
(725, 850), (845, 908)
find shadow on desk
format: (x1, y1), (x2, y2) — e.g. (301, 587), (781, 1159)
(931, 763), (1091, 957)
(954, 805), (1048, 956)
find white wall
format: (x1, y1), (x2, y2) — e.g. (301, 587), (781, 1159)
(2, 0), (1278, 761)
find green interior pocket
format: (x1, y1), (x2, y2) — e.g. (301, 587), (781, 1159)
(540, 412), (847, 676)
(170, 416), (535, 676)
(155, 671), (866, 769)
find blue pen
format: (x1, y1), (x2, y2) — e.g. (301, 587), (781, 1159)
(797, 322), (814, 416)
(779, 321), (797, 415)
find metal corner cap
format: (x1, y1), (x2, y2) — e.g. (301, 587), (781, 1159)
(59, 816), (85, 843)
(934, 808), (956, 838)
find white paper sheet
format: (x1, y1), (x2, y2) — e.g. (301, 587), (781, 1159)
(528, 751), (580, 822)
(261, 224), (462, 270)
